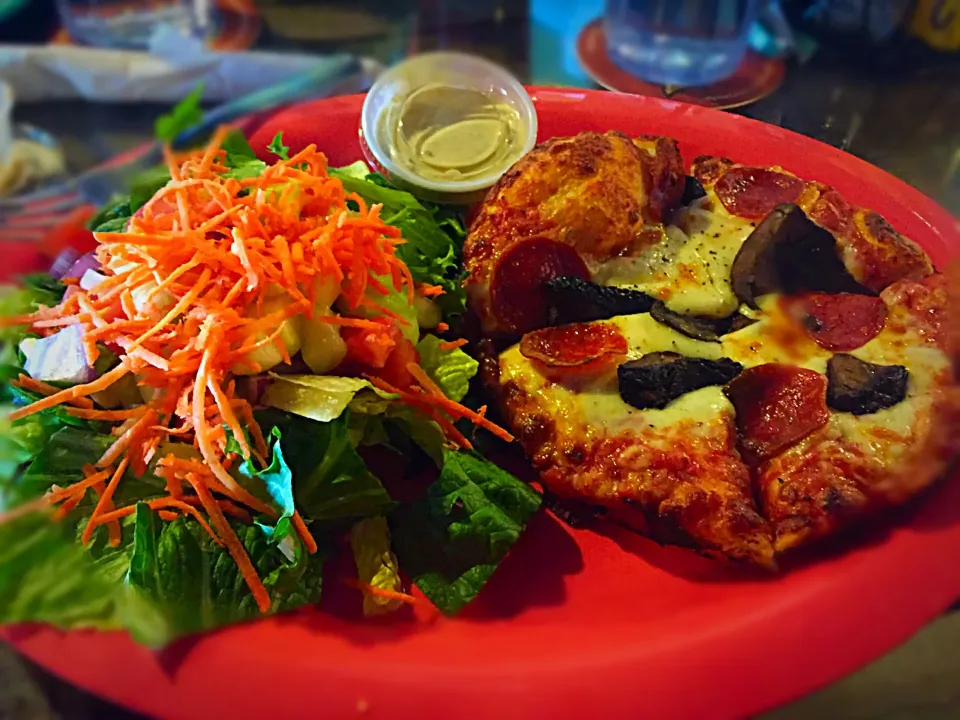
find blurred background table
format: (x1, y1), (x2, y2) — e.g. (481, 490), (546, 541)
(2, 1), (959, 718)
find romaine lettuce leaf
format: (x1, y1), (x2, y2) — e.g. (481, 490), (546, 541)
(0, 510), (122, 630)
(256, 411), (393, 524)
(0, 280), (62, 346)
(349, 516), (403, 616)
(267, 131), (290, 161)
(416, 335), (478, 402)
(129, 166), (173, 211)
(262, 375), (393, 424)
(0, 408), (64, 483)
(220, 130), (268, 180)
(154, 83), (204, 143)
(13, 427), (166, 520)
(228, 427), (296, 540)
(390, 449), (541, 615)
(125, 503), (324, 647)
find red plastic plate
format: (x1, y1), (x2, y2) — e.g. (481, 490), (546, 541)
(4, 89), (960, 720)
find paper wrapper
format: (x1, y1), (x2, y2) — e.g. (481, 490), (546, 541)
(0, 26), (381, 104)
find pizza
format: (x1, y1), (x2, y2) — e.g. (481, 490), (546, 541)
(464, 131), (960, 567)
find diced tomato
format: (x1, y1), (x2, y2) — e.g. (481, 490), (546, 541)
(342, 318), (400, 369)
(378, 338), (420, 389)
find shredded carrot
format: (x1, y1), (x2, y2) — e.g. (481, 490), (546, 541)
(436, 322), (450, 333)
(81, 457), (129, 545)
(45, 467), (113, 503)
(179, 495), (252, 523)
(0, 495), (56, 525)
(53, 492), (85, 520)
(402, 365), (513, 443)
(65, 406), (147, 421)
(417, 283), (445, 298)
(96, 409), (157, 468)
(9, 363), (131, 422)
(437, 339), (469, 351)
(5, 126), (511, 608)
(186, 473), (270, 613)
(92, 497), (223, 546)
(291, 511), (318, 555)
(13, 375), (95, 409)
(344, 578), (419, 606)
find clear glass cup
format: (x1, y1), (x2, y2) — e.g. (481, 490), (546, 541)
(55, 0), (208, 50)
(604, 0), (762, 87)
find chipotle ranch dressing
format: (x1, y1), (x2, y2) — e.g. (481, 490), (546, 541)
(381, 84), (525, 183)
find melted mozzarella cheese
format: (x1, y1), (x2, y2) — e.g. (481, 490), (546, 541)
(592, 206), (754, 318)
(612, 313), (723, 362)
(502, 261), (951, 468)
(499, 314), (733, 439)
(721, 295), (831, 372)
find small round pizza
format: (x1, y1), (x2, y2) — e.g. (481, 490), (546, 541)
(466, 133), (960, 566)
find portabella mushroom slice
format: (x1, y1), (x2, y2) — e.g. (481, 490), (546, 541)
(680, 175), (707, 205)
(730, 203), (873, 309)
(618, 352), (744, 410)
(649, 301), (757, 342)
(826, 353), (909, 415)
(544, 276), (656, 326)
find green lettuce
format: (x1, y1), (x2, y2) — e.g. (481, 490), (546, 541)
(416, 335), (479, 403)
(267, 131), (290, 161)
(227, 427), (296, 540)
(390, 449), (542, 616)
(0, 511), (122, 630)
(154, 83), (204, 143)
(0, 280), (63, 375)
(126, 504), (324, 647)
(220, 130), (268, 180)
(262, 375), (395, 424)
(329, 168), (467, 318)
(349, 516), (402, 616)
(0, 408), (66, 484)
(257, 411), (392, 524)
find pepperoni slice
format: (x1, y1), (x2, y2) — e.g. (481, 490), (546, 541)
(714, 167), (805, 220)
(807, 188), (856, 239)
(520, 322), (627, 373)
(724, 364), (829, 464)
(490, 238), (590, 334)
(784, 293), (888, 351)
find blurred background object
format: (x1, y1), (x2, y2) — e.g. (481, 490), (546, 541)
(604, 0), (762, 86)
(0, 0), (59, 42)
(55, 0), (209, 49)
(257, 0), (417, 66)
(784, 0), (960, 70)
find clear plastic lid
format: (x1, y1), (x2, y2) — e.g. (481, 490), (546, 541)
(360, 52), (537, 204)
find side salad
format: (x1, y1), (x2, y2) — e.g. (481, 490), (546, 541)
(0, 120), (540, 646)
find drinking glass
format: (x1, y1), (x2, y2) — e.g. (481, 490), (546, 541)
(55, 0), (209, 50)
(604, 0), (762, 86)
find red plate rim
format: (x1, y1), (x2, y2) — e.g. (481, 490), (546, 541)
(3, 88), (959, 720)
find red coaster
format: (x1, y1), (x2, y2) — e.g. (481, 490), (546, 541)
(576, 18), (784, 110)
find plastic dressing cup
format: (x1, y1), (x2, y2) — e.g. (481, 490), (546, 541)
(0, 82), (13, 171)
(360, 52), (537, 205)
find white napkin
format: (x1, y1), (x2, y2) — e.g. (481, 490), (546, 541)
(0, 27), (381, 103)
